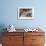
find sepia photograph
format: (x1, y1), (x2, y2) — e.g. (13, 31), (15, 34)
(18, 7), (34, 19)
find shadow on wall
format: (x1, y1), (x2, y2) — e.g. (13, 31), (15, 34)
(0, 24), (7, 43)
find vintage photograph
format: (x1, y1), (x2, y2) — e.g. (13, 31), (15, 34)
(18, 7), (34, 19)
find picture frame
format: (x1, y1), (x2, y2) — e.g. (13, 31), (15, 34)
(17, 7), (34, 19)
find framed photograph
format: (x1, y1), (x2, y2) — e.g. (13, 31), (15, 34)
(17, 7), (34, 19)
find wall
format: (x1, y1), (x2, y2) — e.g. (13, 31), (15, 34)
(0, 0), (46, 29)
(0, 0), (46, 43)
